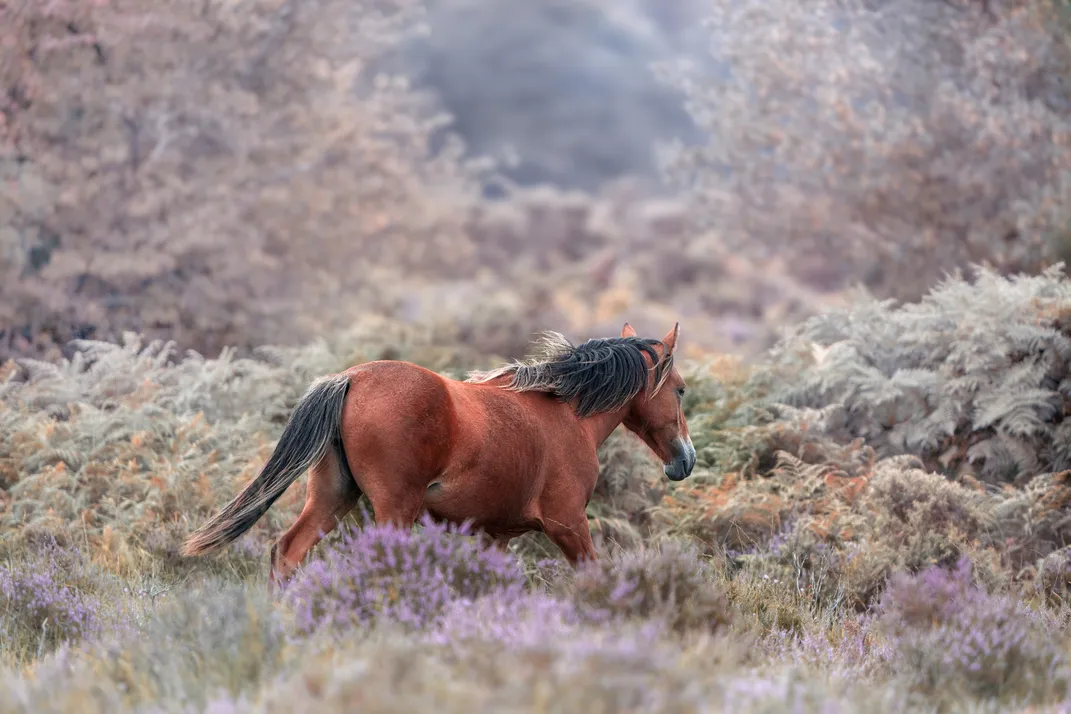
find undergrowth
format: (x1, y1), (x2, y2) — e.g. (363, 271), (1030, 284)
(4, 267), (1071, 711)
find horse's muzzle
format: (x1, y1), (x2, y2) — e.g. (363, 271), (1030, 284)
(663, 437), (697, 481)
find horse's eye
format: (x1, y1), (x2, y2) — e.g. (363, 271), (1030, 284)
(676, 387), (686, 398)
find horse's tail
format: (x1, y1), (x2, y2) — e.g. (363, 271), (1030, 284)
(180, 373), (352, 557)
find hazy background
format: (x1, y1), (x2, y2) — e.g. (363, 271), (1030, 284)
(2, 0), (1069, 362)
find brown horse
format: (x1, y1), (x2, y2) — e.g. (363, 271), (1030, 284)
(181, 322), (696, 589)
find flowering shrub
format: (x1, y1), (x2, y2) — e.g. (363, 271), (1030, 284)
(284, 515), (528, 635)
(89, 582), (288, 708)
(761, 617), (892, 684)
(0, 581), (290, 713)
(566, 539), (734, 635)
(429, 590), (584, 648)
(877, 559), (1070, 704)
(224, 619), (751, 714)
(877, 557), (981, 637)
(0, 541), (102, 660)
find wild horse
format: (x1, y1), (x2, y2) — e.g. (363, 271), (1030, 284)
(181, 322), (696, 589)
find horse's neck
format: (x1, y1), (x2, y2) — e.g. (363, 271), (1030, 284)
(578, 406), (629, 448)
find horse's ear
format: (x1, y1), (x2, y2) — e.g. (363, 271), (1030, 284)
(662, 322), (680, 354)
(621, 322), (637, 338)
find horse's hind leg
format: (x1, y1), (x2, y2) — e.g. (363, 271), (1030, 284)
(363, 481), (426, 530)
(269, 445), (361, 591)
(353, 462), (431, 531)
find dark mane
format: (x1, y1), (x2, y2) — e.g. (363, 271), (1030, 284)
(465, 331), (674, 418)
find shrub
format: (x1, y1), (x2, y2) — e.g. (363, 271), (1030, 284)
(429, 590), (586, 648)
(230, 623), (749, 714)
(662, 452), (1000, 612)
(0, 0), (484, 360)
(877, 558), (985, 637)
(864, 464), (981, 535)
(565, 539), (734, 635)
(283, 515), (527, 636)
(0, 541), (103, 663)
(877, 560), (1071, 704)
(761, 615), (891, 683)
(2, 581), (291, 712)
(92, 581), (289, 707)
(760, 265), (1071, 484)
(1034, 547), (1071, 606)
(858, 461), (987, 573)
(0, 333), (346, 574)
(661, 0), (1071, 304)
(988, 470), (1071, 572)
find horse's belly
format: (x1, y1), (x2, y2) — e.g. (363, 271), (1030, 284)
(421, 468), (542, 530)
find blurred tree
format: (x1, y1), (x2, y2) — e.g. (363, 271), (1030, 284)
(0, 0), (484, 359)
(659, 0), (1071, 302)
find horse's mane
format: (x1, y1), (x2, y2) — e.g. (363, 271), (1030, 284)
(465, 331), (674, 418)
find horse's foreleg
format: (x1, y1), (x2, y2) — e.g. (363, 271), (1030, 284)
(269, 450), (361, 592)
(543, 514), (598, 567)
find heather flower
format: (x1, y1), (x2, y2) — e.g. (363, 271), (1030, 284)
(283, 515), (528, 636)
(428, 590), (583, 648)
(566, 539), (734, 635)
(428, 588), (670, 669)
(82, 581), (288, 710)
(422, 587), (720, 714)
(877, 557), (982, 637)
(0, 541), (102, 659)
(897, 596), (1069, 703)
(877, 559), (1071, 703)
(762, 615), (894, 683)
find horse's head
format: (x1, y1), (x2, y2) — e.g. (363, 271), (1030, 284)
(620, 322), (696, 481)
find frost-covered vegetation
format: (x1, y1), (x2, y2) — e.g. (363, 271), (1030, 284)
(5, 0), (1071, 711)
